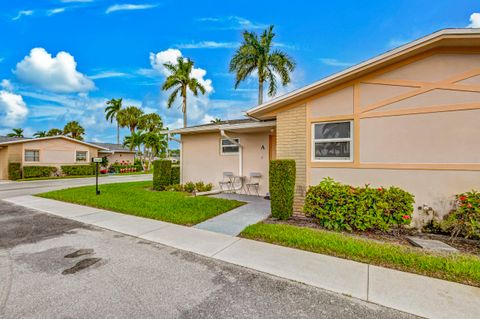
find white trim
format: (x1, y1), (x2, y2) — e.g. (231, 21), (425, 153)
(24, 149), (40, 163)
(165, 120), (276, 135)
(0, 135), (109, 150)
(311, 121), (353, 162)
(75, 150), (89, 163)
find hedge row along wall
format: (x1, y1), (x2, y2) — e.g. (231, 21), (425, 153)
(153, 160), (172, 191)
(61, 164), (95, 176)
(23, 166), (57, 178)
(269, 159), (296, 220)
(8, 163), (22, 180)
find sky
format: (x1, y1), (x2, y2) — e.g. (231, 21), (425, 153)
(0, 0), (479, 143)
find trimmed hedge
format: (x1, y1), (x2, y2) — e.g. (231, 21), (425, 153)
(269, 159), (296, 220)
(8, 162), (22, 180)
(23, 166), (57, 178)
(61, 164), (95, 176)
(153, 160), (171, 191)
(304, 178), (415, 232)
(171, 166), (180, 185)
(110, 164), (143, 173)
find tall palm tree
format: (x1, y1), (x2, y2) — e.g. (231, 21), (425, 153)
(105, 98), (123, 144)
(63, 121), (85, 140)
(143, 132), (168, 170)
(6, 128), (24, 138)
(117, 106), (144, 134)
(229, 25), (296, 105)
(46, 128), (63, 136)
(33, 130), (47, 138)
(123, 131), (144, 152)
(162, 57), (206, 128)
(139, 113), (163, 133)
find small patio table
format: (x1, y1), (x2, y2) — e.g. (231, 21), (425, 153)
(230, 175), (246, 194)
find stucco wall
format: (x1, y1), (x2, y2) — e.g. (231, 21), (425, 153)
(0, 148), (8, 179)
(102, 152), (135, 165)
(21, 139), (99, 167)
(181, 131), (270, 195)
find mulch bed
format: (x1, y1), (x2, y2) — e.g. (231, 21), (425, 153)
(264, 215), (480, 256)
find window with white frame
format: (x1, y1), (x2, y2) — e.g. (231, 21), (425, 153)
(76, 151), (88, 162)
(220, 138), (239, 155)
(312, 121), (353, 161)
(24, 150), (40, 162)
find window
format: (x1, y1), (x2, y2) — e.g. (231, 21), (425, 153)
(312, 121), (353, 161)
(25, 150), (40, 162)
(76, 151), (88, 162)
(220, 138), (240, 155)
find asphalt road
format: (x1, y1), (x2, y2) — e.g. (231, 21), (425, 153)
(0, 174), (152, 199)
(0, 202), (419, 319)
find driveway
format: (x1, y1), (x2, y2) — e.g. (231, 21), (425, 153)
(0, 201), (418, 319)
(0, 174), (152, 199)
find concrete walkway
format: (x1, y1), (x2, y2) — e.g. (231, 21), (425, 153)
(194, 194), (270, 236)
(3, 195), (480, 319)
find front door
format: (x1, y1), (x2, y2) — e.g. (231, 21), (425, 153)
(269, 135), (277, 161)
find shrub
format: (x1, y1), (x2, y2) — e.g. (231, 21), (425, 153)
(167, 184), (184, 192)
(438, 190), (480, 239)
(23, 166), (57, 178)
(8, 162), (22, 180)
(61, 164), (95, 176)
(110, 164), (142, 173)
(304, 178), (414, 232)
(153, 160), (171, 191)
(194, 181), (213, 192)
(184, 181), (196, 193)
(269, 159), (296, 220)
(171, 166), (180, 185)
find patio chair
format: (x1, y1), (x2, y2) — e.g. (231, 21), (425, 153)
(219, 172), (234, 193)
(245, 172), (261, 196)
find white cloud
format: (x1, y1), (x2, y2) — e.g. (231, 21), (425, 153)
(149, 48), (213, 93)
(12, 10), (34, 21)
(468, 13), (480, 28)
(1, 79), (13, 91)
(197, 16), (268, 30)
(0, 91), (28, 127)
(89, 71), (129, 79)
(201, 114), (216, 124)
(106, 4), (158, 14)
(47, 8), (66, 16)
(319, 58), (354, 67)
(14, 48), (95, 93)
(175, 41), (239, 49)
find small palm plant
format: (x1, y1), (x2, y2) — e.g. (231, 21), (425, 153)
(33, 130), (47, 138)
(7, 128), (24, 138)
(63, 121), (85, 140)
(229, 25), (296, 105)
(162, 57), (206, 128)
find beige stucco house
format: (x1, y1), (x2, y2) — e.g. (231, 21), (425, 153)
(169, 28), (480, 223)
(0, 136), (135, 179)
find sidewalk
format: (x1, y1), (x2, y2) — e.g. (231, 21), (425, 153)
(3, 195), (480, 319)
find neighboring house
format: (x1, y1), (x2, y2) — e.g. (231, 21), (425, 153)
(90, 142), (136, 165)
(170, 28), (480, 224)
(0, 136), (134, 179)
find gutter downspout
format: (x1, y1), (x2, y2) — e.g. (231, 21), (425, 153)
(220, 129), (243, 176)
(168, 133), (182, 183)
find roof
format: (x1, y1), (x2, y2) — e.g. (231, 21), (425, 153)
(0, 135), (109, 150)
(165, 118), (276, 135)
(247, 28), (480, 119)
(91, 142), (135, 153)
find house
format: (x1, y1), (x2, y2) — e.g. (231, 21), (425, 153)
(90, 142), (136, 165)
(0, 136), (135, 179)
(170, 28), (480, 224)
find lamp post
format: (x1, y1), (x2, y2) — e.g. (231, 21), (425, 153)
(92, 157), (102, 195)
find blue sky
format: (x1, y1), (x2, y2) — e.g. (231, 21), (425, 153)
(0, 0), (479, 143)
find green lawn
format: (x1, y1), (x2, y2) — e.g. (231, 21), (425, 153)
(241, 223), (480, 287)
(19, 175), (102, 181)
(37, 181), (244, 225)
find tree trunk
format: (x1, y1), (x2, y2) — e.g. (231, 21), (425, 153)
(258, 80), (264, 105)
(182, 94), (187, 128)
(116, 122), (120, 145)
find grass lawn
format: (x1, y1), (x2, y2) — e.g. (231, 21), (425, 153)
(241, 223), (480, 287)
(37, 181), (244, 225)
(19, 175), (103, 181)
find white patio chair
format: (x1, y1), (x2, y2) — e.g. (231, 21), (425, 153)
(219, 172), (234, 193)
(245, 172), (261, 196)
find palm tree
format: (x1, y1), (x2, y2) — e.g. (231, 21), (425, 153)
(210, 118), (222, 124)
(143, 132), (168, 170)
(63, 121), (85, 140)
(123, 131), (144, 153)
(229, 25), (296, 105)
(6, 128), (24, 138)
(33, 130), (47, 138)
(46, 128), (63, 136)
(117, 106), (144, 134)
(162, 57), (206, 128)
(139, 113), (163, 133)
(105, 98), (123, 144)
